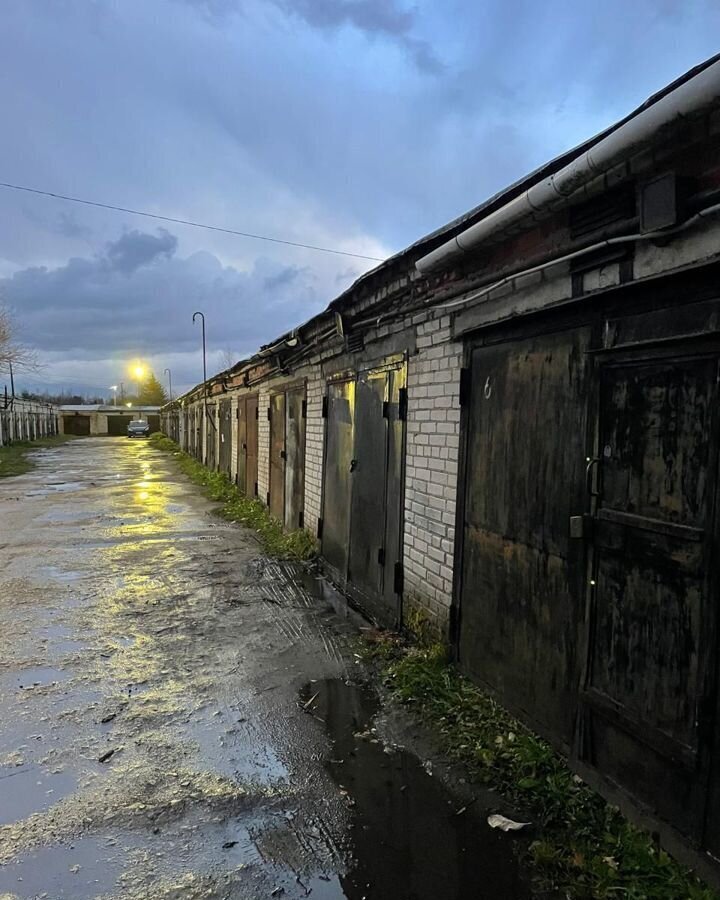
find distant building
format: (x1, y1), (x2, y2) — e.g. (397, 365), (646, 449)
(58, 405), (161, 436)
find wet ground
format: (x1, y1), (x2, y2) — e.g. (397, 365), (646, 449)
(0, 438), (532, 899)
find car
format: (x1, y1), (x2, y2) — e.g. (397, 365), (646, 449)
(127, 419), (150, 438)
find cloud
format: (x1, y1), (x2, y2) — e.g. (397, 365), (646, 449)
(0, 229), (326, 386)
(105, 228), (178, 275)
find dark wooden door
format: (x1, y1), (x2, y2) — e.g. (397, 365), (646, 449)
(206, 407), (216, 468)
(322, 379), (355, 582)
(382, 367), (406, 620)
(458, 330), (591, 746)
(269, 392), (286, 521)
(218, 400), (232, 476)
(348, 371), (388, 617)
(246, 395), (258, 497)
(582, 353), (720, 839)
(284, 387), (306, 530)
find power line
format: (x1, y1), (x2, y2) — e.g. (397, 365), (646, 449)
(0, 181), (386, 262)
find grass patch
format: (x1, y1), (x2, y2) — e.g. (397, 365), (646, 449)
(376, 641), (717, 899)
(149, 432), (316, 560)
(0, 434), (79, 478)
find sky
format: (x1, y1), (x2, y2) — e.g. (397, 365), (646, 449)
(0, 0), (718, 398)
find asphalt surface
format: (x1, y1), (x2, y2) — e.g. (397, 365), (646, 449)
(0, 438), (531, 899)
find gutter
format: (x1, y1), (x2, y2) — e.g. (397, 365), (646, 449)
(416, 59), (720, 275)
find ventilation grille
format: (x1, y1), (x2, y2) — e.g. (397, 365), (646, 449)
(346, 332), (365, 353)
(569, 186), (636, 240)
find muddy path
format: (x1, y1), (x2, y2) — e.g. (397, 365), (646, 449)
(0, 438), (532, 898)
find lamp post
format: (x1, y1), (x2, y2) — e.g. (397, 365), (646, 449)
(163, 368), (173, 403)
(110, 385), (118, 406)
(193, 311), (209, 463)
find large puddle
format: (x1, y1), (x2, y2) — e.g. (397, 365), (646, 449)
(300, 678), (532, 899)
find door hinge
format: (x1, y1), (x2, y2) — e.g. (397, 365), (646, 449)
(398, 387), (408, 421)
(382, 400), (389, 419)
(301, 399), (307, 418)
(317, 517), (323, 539)
(322, 395), (329, 418)
(459, 367), (471, 406)
(393, 562), (404, 594)
(298, 510), (304, 529)
(377, 547), (386, 566)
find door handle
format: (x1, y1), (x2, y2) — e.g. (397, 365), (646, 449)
(350, 459), (358, 472)
(585, 457), (600, 498)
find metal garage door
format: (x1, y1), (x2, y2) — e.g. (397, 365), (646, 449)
(321, 362), (406, 627)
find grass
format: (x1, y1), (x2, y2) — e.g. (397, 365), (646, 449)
(0, 434), (79, 478)
(368, 639), (717, 900)
(149, 432), (316, 560)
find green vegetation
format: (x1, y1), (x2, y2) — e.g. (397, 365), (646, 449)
(149, 433), (316, 560)
(0, 434), (78, 478)
(371, 640), (716, 900)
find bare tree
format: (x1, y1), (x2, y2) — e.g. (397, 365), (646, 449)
(218, 348), (238, 372)
(0, 306), (39, 377)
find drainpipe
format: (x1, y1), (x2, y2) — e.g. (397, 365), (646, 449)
(416, 59), (720, 274)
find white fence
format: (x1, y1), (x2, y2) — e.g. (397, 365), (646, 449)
(0, 398), (59, 447)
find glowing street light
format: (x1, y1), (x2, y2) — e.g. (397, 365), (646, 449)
(129, 363), (147, 406)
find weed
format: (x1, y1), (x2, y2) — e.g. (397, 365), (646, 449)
(382, 642), (717, 899)
(149, 433), (316, 561)
(0, 434), (79, 478)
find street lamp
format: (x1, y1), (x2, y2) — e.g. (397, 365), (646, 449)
(163, 368), (173, 403)
(130, 364), (146, 409)
(110, 385), (118, 405)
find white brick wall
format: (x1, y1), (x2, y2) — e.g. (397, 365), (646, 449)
(257, 386), (271, 503)
(403, 315), (462, 636)
(303, 367), (325, 535)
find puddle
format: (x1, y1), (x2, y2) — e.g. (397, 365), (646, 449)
(0, 764), (77, 825)
(175, 713), (290, 784)
(35, 566), (86, 583)
(300, 679), (532, 900)
(0, 835), (126, 898)
(0, 666), (70, 693)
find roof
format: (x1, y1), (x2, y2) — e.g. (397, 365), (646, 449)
(171, 52), (720, 406)
(59, 405), (161, 413)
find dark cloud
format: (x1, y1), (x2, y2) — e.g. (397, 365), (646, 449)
(1, 229), (324, 372)
(271, 0), (443, 73)
(105, 229), (178, 275)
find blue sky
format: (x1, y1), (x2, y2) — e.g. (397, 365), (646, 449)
(0, 0), (718, 396)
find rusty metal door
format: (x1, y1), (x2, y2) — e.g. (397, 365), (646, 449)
(246, 395), (259, 497)
(218, 399), (232, 476)
(236, 397), (247, 491)
(322, 379), (355, 582)
(206, 407), (216, 468)
(269, 392), (286, 521)
(458, 330), (591, 747)
(581, 353), (720, 839)
(347, 371), (388, 615)
(284, 387), (306, 529)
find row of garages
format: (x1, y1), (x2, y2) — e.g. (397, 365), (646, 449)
(58, 406), (161, 436)
(0, 398), (58, 446)
(162, 57), (720, 875)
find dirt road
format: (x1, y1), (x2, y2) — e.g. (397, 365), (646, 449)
(0, 438), (530, 899)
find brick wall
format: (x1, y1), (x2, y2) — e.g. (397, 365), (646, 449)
(303, 366), (325, 536)
(402, 314), (462, 637)
(257, 386), (271, 502)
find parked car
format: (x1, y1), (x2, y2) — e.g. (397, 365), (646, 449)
(127, 420), (150, 439)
